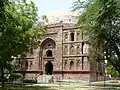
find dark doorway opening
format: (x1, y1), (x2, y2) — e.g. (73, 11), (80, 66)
(45, 61), (53, 75)
(46, 50), (52, 57)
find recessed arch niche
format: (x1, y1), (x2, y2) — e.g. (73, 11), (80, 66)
(41, 38), (56, 57)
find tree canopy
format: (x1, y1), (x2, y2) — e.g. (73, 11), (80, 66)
(73, 0), (120, 76)
(0, 0), (44, 88)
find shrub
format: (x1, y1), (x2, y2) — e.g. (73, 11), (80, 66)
(23, 79), (37, 83)
(9, 73), (22, 82)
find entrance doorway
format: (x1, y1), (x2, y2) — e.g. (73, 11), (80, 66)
(45, 61), (53, 75)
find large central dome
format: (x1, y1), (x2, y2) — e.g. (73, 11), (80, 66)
(47, 10), (77, 24)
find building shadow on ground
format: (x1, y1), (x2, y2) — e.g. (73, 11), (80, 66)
(0, 83), (57, 90)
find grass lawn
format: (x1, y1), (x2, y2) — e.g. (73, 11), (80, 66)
(1, 82), (120, 90)
(91, 81), (120, 87)
(0, 84), (75, 90)
(0, 84), (54, 90)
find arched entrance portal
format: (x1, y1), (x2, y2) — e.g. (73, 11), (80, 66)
(45, 61), (53, 75)
(40, 38), (55, 74)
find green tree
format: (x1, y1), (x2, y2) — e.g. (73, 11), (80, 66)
(106, 62), (119, 77)
(0, 0), (44, 88)
(73, 0), (120, 76)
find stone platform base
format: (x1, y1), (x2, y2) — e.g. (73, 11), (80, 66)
(37, 75), (54, 83)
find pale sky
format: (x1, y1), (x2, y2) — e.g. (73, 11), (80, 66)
(34, 0), (76, 16)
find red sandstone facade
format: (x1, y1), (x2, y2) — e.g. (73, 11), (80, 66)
(16, 23), (104, 82)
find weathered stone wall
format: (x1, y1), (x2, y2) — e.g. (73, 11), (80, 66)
(63, 73), (90, 81)
(18, 23), (104, 82)
(20, 48), (40, 71)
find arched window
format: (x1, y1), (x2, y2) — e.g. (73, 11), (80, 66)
(64, 45), (68, 55)
(76, 60), (80, 70)
(30, 61), (33, 70)
(77, 44), (82, 54)
(46, 50), (52, 57)
(77, 45), (80, 54)
(64, 60), (67, 70)
(70, 32), (74, 41)
(64, 33), (68, 42)
(70, 61), (74, 70)
(25, 61), (28, 70)
(70, 45), (74, 55)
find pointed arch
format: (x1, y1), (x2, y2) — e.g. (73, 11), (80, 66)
(41, 38), (56, 48)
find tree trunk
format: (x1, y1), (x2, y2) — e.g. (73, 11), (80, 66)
(1, 68), (4, 88)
